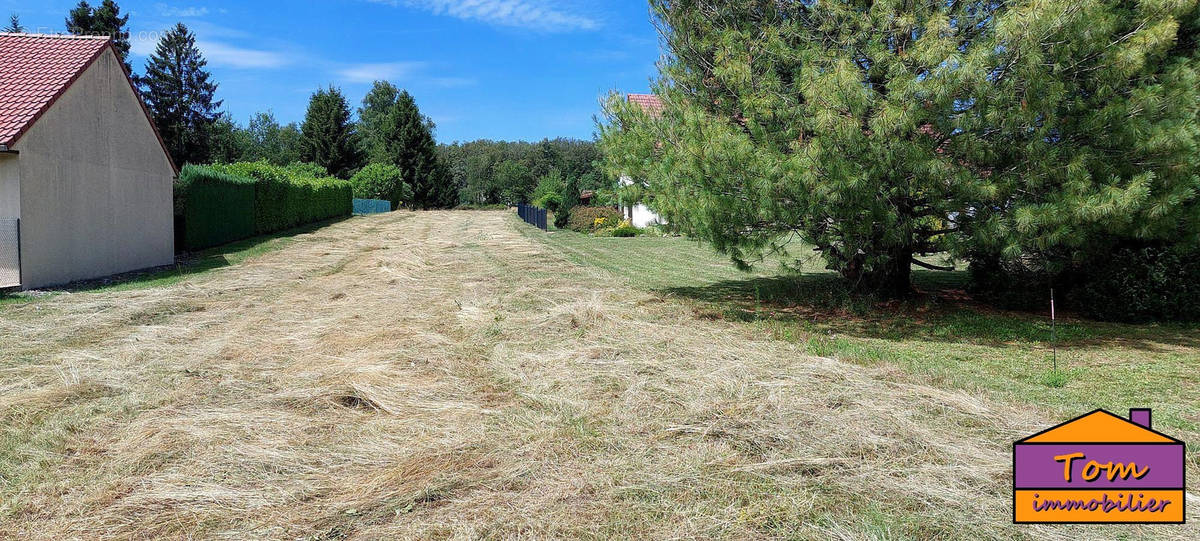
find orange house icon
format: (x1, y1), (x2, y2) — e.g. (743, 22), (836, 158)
(1014, 409), (1186, 524)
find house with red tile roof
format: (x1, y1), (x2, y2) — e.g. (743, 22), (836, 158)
(616, 93), (666, 228)
(0, 33), (176, 289)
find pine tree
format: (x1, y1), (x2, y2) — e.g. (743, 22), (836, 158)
(374, 89), (456, 208)
(300, 87), (365, 179)
(66, 1), (132, 72)
(600, 0), (1200, 297)
(139, 23), (222, 167)
(5, 14), (23, 32)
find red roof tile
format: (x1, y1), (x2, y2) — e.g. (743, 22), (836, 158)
(627, 93), (664, 118)
(0, 33), (111, 147)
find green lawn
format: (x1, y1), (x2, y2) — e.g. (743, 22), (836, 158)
(527, 224), (1200, 458)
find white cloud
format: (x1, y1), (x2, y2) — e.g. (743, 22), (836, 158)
(368, 0), (599, 32)
(155, 4), (210, 18)
(337, 62), (429, 84)
(198, 41), (294, 69)
(130, 34), (158, 57)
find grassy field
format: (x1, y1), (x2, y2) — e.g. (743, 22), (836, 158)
(530, 226), (1200, 461)
(0, 211), (1195, 539)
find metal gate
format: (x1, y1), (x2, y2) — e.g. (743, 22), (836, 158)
(0, 218), (19, 288)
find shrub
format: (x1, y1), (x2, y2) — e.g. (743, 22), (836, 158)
(213, 161), (352, 234)
(531, 171), (566, 212)
(285, 162), (329, 178)
(350, 163), (412, 209)
(174, 164), (256, 251)
(970, 244), (1200, 322)
(1070, 245), (1200, 322)
(566, 206), (623, 232)
(611, 221), (640, 238)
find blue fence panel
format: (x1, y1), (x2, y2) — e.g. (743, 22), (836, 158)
(516, 203), (547, 231)
(353, 199), (392, 215)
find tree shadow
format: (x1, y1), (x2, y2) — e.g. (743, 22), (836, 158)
(660, 271), (1200, 350)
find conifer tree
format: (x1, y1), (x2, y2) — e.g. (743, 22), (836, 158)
(600, 0), (1200, 296)
(300, 87), (365, 179)
(374, 89), (457, 208)
(5, 14), (23, 32)
(66, 1), (132, 72)
(139, 23), (222, 167)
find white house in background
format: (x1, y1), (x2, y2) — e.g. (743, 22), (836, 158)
(618, 94), (666, 228)
(0, 33), (176, 289)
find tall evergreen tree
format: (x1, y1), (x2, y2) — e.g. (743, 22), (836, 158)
(66, 1), (132, 72)
(600, 0), (1200, 297)
(140, 23), (222, 167)
(5, 14), (23, 32)
(373, 88), (456, 208)
(300, 87), (365, 179)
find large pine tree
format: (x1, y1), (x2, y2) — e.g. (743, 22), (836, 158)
(600, 0), (1200, 296)
(66, 1), (132, 72)
(300, 87), (365, 179)
(139, 23), (222, 167)
(361, 85), (456, 208)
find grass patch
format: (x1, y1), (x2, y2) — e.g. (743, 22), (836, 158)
(528, 224), (1200, 449)
(0, 217), (347, 306)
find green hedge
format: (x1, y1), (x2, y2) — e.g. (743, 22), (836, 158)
(213, 162), (353, 235)
(1071, 245), (1200, 322)
(175, 164), (256, 250)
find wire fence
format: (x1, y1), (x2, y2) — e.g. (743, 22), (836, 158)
(516, 203), (547, 230)
(0, 218), (19, 288)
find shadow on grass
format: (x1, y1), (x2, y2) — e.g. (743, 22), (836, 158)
(0, 217), (346, 303)
(661, 271), (1200, 350)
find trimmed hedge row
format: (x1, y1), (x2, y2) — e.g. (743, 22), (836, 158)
(213, 162), (353, 235)
(175, 165), (256, 251)
(175, 162), (353, 251)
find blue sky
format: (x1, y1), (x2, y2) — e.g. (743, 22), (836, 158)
(4, 1), (662, 143)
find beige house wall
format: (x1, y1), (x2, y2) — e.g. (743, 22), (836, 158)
(0, 153), (17, 218)
(11, 47), (175, 289)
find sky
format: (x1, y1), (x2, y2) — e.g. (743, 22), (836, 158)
(4, 1), (663, 143)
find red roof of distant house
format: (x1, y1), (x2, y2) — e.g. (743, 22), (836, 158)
(0, 33), (112, 147)
(627, 93), (664, 118)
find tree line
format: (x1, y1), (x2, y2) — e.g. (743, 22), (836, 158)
(28, 1), (455, 209)
(438, 138), (609, 209)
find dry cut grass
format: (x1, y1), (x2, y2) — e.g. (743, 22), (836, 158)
(0, 211), (1195, 539)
